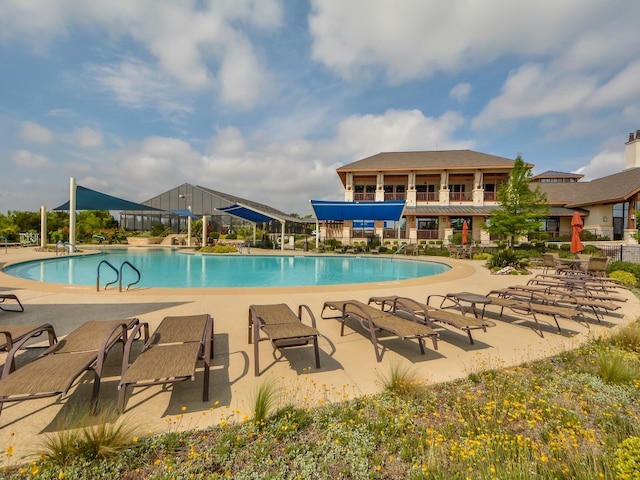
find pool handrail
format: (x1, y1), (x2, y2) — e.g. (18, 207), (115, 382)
(119, 261), (141, 292)
(97, 260), (120, 291)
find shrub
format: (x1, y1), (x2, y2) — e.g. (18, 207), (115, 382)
(615, 436), (640, 479)
(149, 224), (168, 237)
(609, 270), (637, 287)
(377, 361), (425, 398)
(226, 232), (238, 240)
(199, 244), (237, 253)
(608, 261), (640, 279)
(595, 350), (638, 384)
(486, 249), (525, 269)
(252, 379), (281, 424)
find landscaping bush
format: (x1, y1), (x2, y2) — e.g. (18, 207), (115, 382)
(609, 270), (638, 288)
(486, 249), (526, 269)
(608, 261), (640, 279)
(615, 436), (640, 479)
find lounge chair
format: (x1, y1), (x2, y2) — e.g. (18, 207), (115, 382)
(0, 318), (139, 417)
(118, 314), (214, 412)
(583, 256), (609, 277)
(368, 295), (490, 345)
(485, 290), (584, 336)
(1, 323), (57, 352)
(0, 293), (24, 312)
(249, 304), (321, 376)
(321, 300), (438, 362)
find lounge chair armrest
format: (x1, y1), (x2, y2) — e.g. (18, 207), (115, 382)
(425, 294), (446, 307)
(298, 304), (318, 328)
(1, 324), (58, 378)
(120, 322), (150, 380)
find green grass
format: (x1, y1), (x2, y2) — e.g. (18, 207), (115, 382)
(3, 322), (640, 479)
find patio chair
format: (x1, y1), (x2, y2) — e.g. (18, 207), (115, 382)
(321, 300), (438, 362)
(1, 323), (57, 352)
(0, 293), (24, 312)
(485, 289), (584, 336)
(0, 318), (139, 417)
(447, 245), (460, 258)
(249, 304), (321, 376)
(118, 314), (214, 412)
(368, 295), (490, 345)
(583, 256), (609, 277)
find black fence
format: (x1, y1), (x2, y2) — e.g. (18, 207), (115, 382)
(595, 244), (640, 263)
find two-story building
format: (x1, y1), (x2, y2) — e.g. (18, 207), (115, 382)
(327, 130), (640, 246)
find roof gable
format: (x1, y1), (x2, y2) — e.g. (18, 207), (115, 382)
(337, 150), (519, 172)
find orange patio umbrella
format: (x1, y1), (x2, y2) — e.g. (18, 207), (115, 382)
(461, 221), (469, 245)
(570, 212), (584, 254)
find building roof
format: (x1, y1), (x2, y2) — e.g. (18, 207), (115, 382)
(405, 205), (582, 217)
(534, 167), (640, 207)
(338, 150), (519, 173)
(531, 170), (583, 180)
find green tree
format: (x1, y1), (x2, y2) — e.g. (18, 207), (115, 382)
(487, 155), (549, 247)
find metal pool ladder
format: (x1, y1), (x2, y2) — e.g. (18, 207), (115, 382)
(97, 260), (141, 292)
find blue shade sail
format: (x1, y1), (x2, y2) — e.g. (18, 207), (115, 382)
(54, 185), (158, 211)
(309, 200), (405, 221)
(216, 204), (283, 223)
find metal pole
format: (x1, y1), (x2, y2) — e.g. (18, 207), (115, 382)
(69, 177), (76, 246)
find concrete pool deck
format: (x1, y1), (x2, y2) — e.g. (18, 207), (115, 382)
(1, 245), (638, 461)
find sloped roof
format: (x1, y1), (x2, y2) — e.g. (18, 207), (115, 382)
(404, 205), (584, 216)
(531, 170), (583, 180)
(534, 167), (640, 207)
(337, 150), (520, 172)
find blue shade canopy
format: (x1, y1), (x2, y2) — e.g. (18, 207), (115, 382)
(310, 200), (406, 221)
(216, 204), (282, 223)
(54, 185), (158, 211)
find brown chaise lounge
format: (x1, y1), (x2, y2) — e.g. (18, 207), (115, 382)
(485, 290), (584, 336)
(321, 300), (438, 362)
(0, 293), (24, 312)
(118, 314), (214, 412)
(368, 295), (490, 345)
(249, 304), (321, 376)
(0, 318), (139, 417)
(1, 323), (57, 352)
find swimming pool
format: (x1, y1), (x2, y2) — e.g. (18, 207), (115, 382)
(4, 250), (451, 288)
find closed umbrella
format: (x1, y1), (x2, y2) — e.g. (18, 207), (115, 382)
(461, 221), (469, 245)
(570, 212), (584, 254)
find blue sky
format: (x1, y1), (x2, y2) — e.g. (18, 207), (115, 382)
(1, 0), (639, 217)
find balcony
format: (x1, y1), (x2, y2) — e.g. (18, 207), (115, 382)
(449, 192), (472, 202)
(384, 192), (406, 201)
(416, 192), (438, 202)
(416, 229), (439, 240)
(354, 193), (376, 201)
(483, 192), (498, 201)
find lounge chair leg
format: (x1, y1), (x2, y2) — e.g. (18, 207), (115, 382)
(418, 338), (425, 355)
(313, 336), (320, 368)
(118, 386), (127, 413)
(466, 329), (475, 345)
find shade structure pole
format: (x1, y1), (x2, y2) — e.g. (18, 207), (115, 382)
(316, 220), (319, 250)
(187, 206), (192, 247)
(40, 206), (47, 249)
(252, 223), (257, 245)
(280, 221), (285, 251)
(202, 216), (207, 247)
(69, 177), (76, 246)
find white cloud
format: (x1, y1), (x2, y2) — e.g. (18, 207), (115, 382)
(472, 64), (596, 129)
(308, 0), (634, 81)
(573, 150), (624, 181)
(72, 127), (103, 148)
(329, 109), (469, 160)
(0, 0), (282, 110)
(10, 150), (51, 168)
(450, 83), (471, 102)
(18, 122), (54, 144)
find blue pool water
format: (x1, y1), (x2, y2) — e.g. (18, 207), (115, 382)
(4, 250), (450, 288)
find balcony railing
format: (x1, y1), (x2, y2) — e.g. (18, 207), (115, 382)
(483, 192), (498, 201)
(383, 228), (406, 239)
(354, 193), (376, 201)
(416, 229), (439, 239)
(384, 192), (407, 201)
(416, 192), (438, 202)
(449, 192), (472, 201)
